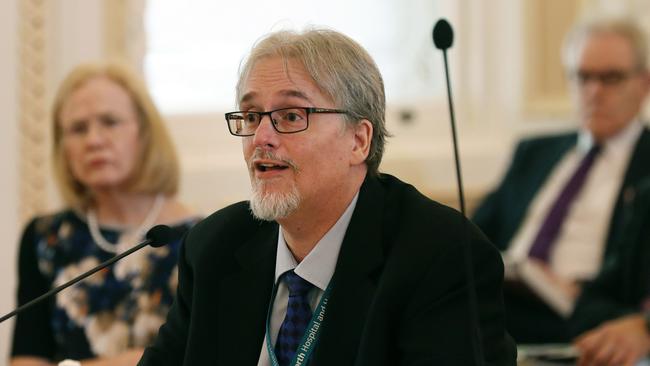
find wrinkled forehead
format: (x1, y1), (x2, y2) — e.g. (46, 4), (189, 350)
(238, 56), (332, 108)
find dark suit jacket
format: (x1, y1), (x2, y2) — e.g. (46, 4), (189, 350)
(570, 178), (650, 336)
(471, 128), (650, 343)
(139, 174), (516, 365)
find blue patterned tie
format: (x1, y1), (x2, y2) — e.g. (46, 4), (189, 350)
(529, 144), (602, 262)
(275, 270), (313, 366)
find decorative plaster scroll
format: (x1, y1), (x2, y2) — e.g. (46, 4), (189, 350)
(18, 0), (49, 223)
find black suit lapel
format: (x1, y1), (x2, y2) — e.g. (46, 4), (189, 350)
(606, 128), (650, 254)
(522, 134), (576, 202)
(216, 222), (278, 365)
(620, 128), (650, 190)
(312, 176), (387, 366)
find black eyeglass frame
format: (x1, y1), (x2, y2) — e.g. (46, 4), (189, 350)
(568, 68), (644, 87)
(225, 107), (350, 136)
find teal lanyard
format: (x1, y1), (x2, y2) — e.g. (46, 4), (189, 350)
(265, 279), (332, 366)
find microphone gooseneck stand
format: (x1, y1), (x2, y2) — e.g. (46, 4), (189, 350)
(0, 224), (178, 324)
(433, 18), (485, 366)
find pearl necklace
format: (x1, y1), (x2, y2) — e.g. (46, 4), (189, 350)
(87, 194), (166, 254)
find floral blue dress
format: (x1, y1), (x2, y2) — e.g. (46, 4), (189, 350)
(11, 209), (198, 362)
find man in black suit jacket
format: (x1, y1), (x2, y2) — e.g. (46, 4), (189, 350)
(570, 178), (650, 366)
(138, 28), (515, 365)
(472, 16), (650, 343)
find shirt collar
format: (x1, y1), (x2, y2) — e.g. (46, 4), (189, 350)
(578, 119), (643, 157)
(274, 192), (359, 291)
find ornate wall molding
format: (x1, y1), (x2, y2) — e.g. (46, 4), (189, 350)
(104, 0), (146, 73)
(523, 0), (579, 118)
(18, 0), (48, 223)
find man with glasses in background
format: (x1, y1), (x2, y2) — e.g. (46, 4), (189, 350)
(138, 28), (516, 365)
(472, 16), (650, 345)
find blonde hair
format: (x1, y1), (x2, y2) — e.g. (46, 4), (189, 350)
(236, 28), (389, 176)
(562, 15), (649, 71)
(52, 61), (180, 210)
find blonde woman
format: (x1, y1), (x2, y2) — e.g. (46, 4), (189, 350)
(11, 62), (198, 366)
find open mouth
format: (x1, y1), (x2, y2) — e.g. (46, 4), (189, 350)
(255, 161), (290, 172)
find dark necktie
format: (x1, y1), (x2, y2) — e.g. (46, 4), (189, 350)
(528, 144), (602, 262)
(275, 270), (314, 366)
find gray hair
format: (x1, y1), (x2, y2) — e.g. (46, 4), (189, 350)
(562, 15), (649, 71)
(236, 28), (389, 176)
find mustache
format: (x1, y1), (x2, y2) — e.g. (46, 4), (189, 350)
(248, 149), (300, 173)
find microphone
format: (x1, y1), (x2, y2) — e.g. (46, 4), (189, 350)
(432, 18), (485, 366)
(433, 19), (454, 50)
(432, 18), (464, 215)
(0, 224), (180, 324)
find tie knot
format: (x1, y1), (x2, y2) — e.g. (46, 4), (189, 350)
(579, 143), (601, 167)
(282, 270), (313, 296)
(588, 143), (602, 156)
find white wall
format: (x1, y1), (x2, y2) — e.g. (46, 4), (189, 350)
(49, 0), (105, 86)
(0, 0), (19, 362)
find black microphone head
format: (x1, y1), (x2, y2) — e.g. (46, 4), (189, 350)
(433, 18), (454, 50)
(145, 225), (180, 248)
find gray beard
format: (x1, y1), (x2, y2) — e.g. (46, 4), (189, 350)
(249, 181), (301, 221)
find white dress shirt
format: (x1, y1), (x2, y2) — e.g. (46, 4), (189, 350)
(505, 120), (643, 280)
(257, 193), (359, 366)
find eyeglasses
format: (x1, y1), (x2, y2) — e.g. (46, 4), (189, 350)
(225, 107), (350, 136)
(569, 69), (640, 87)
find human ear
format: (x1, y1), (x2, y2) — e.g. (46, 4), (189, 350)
(350, 119), (372, 166)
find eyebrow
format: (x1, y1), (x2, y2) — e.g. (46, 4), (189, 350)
(239, 89), (314, 107)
